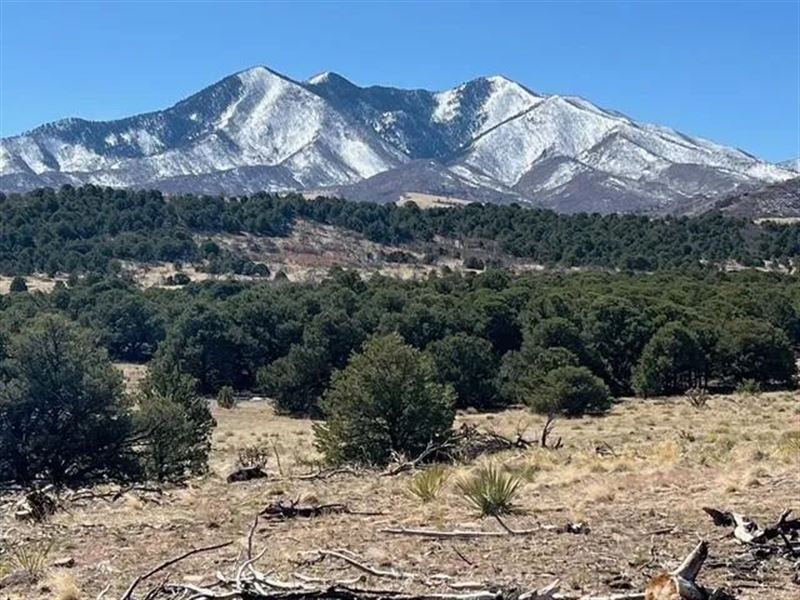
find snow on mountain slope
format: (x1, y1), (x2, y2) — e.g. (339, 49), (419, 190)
(0, 67), (405, 190)
(1, 65), (795, 215)
(778, 158), (800, 173)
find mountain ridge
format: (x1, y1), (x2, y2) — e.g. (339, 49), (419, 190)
(1, 65), (794, 214)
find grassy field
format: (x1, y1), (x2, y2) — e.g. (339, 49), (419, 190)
(1, 389), (798, 599)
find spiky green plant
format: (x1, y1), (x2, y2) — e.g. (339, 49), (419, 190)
(456, 463), (521, 516)
(12, 540), (53, 580)
(407, 467), (449, 502)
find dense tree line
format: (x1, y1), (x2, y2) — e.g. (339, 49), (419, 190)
(1, 185), (798, 275)
(1, 269), (796, 413)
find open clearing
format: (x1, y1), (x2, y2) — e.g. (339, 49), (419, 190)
(1, 390), (798, 599)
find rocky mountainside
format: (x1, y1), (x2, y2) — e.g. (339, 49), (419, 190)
(708, 177), (800, 218)
(1, 66), (794, 214)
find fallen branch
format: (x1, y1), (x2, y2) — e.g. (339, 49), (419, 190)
(381, 516), (588, 539)
(702, 507), (799, 549)
(294, 466), (365, 481)
(119, 540), (232, 600)
(261, 499), (383, 520)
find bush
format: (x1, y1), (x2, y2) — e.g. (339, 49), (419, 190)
(463, 256), (485, 270)
(498, 344), (579, 404)
(456, 463), (521, 516)
(735, 378), (762, 397)
(314, 333), (455, 466)
(165, 272), (191, 286)
(0, 315), (133, 485)
(717, 319), (796, 387)
(632, 323), (706, 397)
(258, 344), (330, 415)
(134, 366), (215, 482)
(8, 276), (27, 293)
(217, 385), (236, 409)
(427, 333), (502, 409)
(407, 467), (449, 502)
(237, 444), (270, 470)
(528, 366), (612, 417)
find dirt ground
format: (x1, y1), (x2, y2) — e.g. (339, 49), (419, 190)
(1, 390), (798, 599)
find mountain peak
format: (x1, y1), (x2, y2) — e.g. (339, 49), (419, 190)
(0, 66), (794, 215)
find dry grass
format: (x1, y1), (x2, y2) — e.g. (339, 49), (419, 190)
(1, 391), (798, 599)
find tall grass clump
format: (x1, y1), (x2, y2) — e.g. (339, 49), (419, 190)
(12, 539), (53, 580)
(407, 467), (449, 502)
(456, 463), (521, 516)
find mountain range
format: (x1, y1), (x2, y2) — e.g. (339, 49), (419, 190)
(1, 66), (795, 214)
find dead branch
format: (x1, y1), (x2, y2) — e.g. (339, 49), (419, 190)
(119, 540), (232, 600)
(702, 507), (799, 548)
(540, 414), (562, 450)
(320, 549), (410, 579)
(261, 499), (383, 520)
(294, 466), (365, 481)
(380, 516), (587, 539)
(381, 438), (456, 476)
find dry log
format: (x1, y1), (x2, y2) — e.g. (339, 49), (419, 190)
(644, 541), (708, 600)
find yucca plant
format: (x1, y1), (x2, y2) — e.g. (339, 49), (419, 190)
(407, 466), (449, 502)
(456, 463), (521, 516)
(13, 539), (53, 580)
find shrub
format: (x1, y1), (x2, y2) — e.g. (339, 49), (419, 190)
(407, 467), (449, 502)
(237, 444), (270, 470)
(12, 540), (53, 581)
(527, 366), (612, 417)
(777, 430), (800, 457)
(165, 272), (191, 286)
(735, 379), (762, 397)
(8, 276), (27, 293)
(717, 319), (796, 387)
(498, 344), (579, 404)
(632, 323), (706, 397)
(217, 385), (236, 409)
(314, 333), (455, 466)
(258, 344), (330, 415)
(134, 367), (215, 482)
(0, 315), (134, 486)
(456, 464), (521, 516)
(463, 256), (485, 270)
(427, 333), (502, 409)
(684, 386), (709, 409)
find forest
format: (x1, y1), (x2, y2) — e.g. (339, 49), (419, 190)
(1, 185), (799, 275)
(1, 186), (798, 487)
(1, 268), (796, 406)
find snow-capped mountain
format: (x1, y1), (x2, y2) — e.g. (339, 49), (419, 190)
(778, 158), (800, 173)
(1, 66), (795, 214)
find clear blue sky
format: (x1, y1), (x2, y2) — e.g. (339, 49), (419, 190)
(1, 1), (798, 162)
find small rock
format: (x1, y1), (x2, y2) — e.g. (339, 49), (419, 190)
(52, 556), (75, 568)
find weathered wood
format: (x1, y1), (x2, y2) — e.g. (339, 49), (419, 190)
(644, 541), (708, 600)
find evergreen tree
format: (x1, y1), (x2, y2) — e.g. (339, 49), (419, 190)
(315, 334), (455, 465)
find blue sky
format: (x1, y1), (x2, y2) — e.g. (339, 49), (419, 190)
(0, 1), (798, 162)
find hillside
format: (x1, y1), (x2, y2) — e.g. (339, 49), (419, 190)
(1, 67), (795, 214)
(1, 186), (799, 279)
(712, 177), (800, 219)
